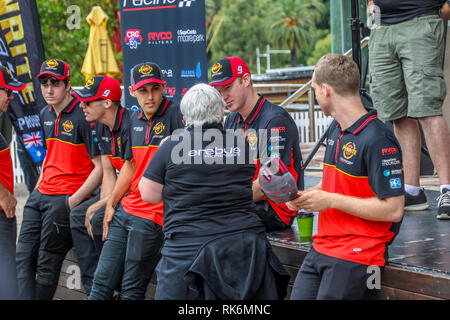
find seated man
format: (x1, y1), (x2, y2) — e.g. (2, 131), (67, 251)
(210, 56), (304, 232)
(287, 54), (404, 300)
(16, 59), (102, 300)
(88, 62), (184, 300)
(70, 75), (132, 296)
(139, 83), (290, 300)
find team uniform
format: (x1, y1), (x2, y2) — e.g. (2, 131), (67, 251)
(69, 104), (133, 296)
(291, 110), (404, 299)
(89, 97), (184, 300)
(143, 123), (289, 299)
(16, 97), (100, 299)
(224, 96), (304, 231)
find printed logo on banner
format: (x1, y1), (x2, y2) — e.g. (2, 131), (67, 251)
(22, 131), (46, 163)
(124, 29), (143, 49)
(177, 29), (205, 44)
(148, 31), (173, 45)
(161, 69), (173, 78)
(178, 0), (195, 8)
(180, 62), (202, 79)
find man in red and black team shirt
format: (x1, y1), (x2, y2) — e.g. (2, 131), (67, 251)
(16, 59), (102, 300)
(286, 54), (404, 300)
(0, 66), (25, 299)
(88, 62), (184, 300)
(210, 56), (304, 232)
(69, 75), (132, 296)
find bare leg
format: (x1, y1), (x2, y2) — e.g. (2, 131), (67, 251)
(393, 117), (421, 187)
(419, 115), (450, 185)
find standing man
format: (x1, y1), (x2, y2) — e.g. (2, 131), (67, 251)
(88, 62), (184, 300)
(16, 59), (103, 300)
(210, 56), (304, 232)
(0, 65), (25, 299)
(368, 0), (450, 218)
(287, 54), (404, 300)
(70, 75), (132, 296)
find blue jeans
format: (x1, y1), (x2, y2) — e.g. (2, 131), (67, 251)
(69, 194), (102, 296)
(16, 190), (73, 300)
(0, 211), (18, 299)
(88, 204), (163, 300)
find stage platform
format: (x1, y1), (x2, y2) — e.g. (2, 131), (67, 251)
(13, 173), (446, 300)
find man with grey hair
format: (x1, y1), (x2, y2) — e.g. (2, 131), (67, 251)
(139, 83), (290, 300)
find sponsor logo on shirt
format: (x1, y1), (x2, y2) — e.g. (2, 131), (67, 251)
(381, 147), (398, 156)
(342, 142), (357, 160)
(62, 120), (74, 133)
(153, 122), (165, 135)
(382, 158), (400, 167)
(133, 126), (144, 132)
(247, 132), (258, 147)
(188, 147), (241, 158)
(389, 178), (402, 189)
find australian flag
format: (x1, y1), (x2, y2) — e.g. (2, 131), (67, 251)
(22, 131), (46, 163)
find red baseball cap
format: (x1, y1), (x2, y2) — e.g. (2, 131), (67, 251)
(0, 65), (26, 91)
(209, 56), (251, 86)
(36, 59), (70, 80)
(72, 75), (122, 102)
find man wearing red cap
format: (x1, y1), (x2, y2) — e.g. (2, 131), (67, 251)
(16, 59), (103, 300)
(69, 75), (131, 297)
(88, 62), (184, 300)
(0, 65), (26, 299)
(210, 56), (304, 232)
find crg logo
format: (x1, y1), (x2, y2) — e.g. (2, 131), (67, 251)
(124, 29), (143, 49)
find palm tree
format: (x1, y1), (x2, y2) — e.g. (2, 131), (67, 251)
(267, 0), (326, 67)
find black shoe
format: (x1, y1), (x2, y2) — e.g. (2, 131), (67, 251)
(437, 188), (450, 220)
(404, 189), (429, 211)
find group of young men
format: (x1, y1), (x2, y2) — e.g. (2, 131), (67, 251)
(0, 25), (449, 299)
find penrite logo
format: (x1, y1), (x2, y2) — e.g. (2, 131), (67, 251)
(342, 142), (357, 160)
(62, 120), (74, 133)
(148, 31), (173, 45)
(124, 29), (143, 49)
(46, 59), (59, 68)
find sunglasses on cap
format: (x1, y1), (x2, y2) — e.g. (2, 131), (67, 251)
(0, 87), (13, 97)
(39, 77), (62, 85)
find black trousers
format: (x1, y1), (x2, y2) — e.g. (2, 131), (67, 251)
(16, 190), (79, 300)
(290, 247), (371, 300)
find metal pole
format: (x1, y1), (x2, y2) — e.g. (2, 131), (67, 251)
(308, 88), (316, 142)
(256, 47), (261, 75)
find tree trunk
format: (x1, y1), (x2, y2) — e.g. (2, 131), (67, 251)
(291, 48), (297, 67)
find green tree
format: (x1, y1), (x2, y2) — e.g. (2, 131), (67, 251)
(266, 0), (326, 67)
(306, 33), (331, 66)
(36, 0), (120, 86)
(208, 0), (272, 74)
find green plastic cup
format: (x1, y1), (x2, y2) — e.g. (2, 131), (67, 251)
(297, 212), (314, 242)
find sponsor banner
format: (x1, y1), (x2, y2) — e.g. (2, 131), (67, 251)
(0, 0), (47, 173)
(120, 0), (207, 108)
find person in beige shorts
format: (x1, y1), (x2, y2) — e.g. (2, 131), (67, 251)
(368, 0), (450, 219)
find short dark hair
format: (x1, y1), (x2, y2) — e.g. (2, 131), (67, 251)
(314, 54), (360, 96)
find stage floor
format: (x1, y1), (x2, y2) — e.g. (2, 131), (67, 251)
(268, 175), (450, 278)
